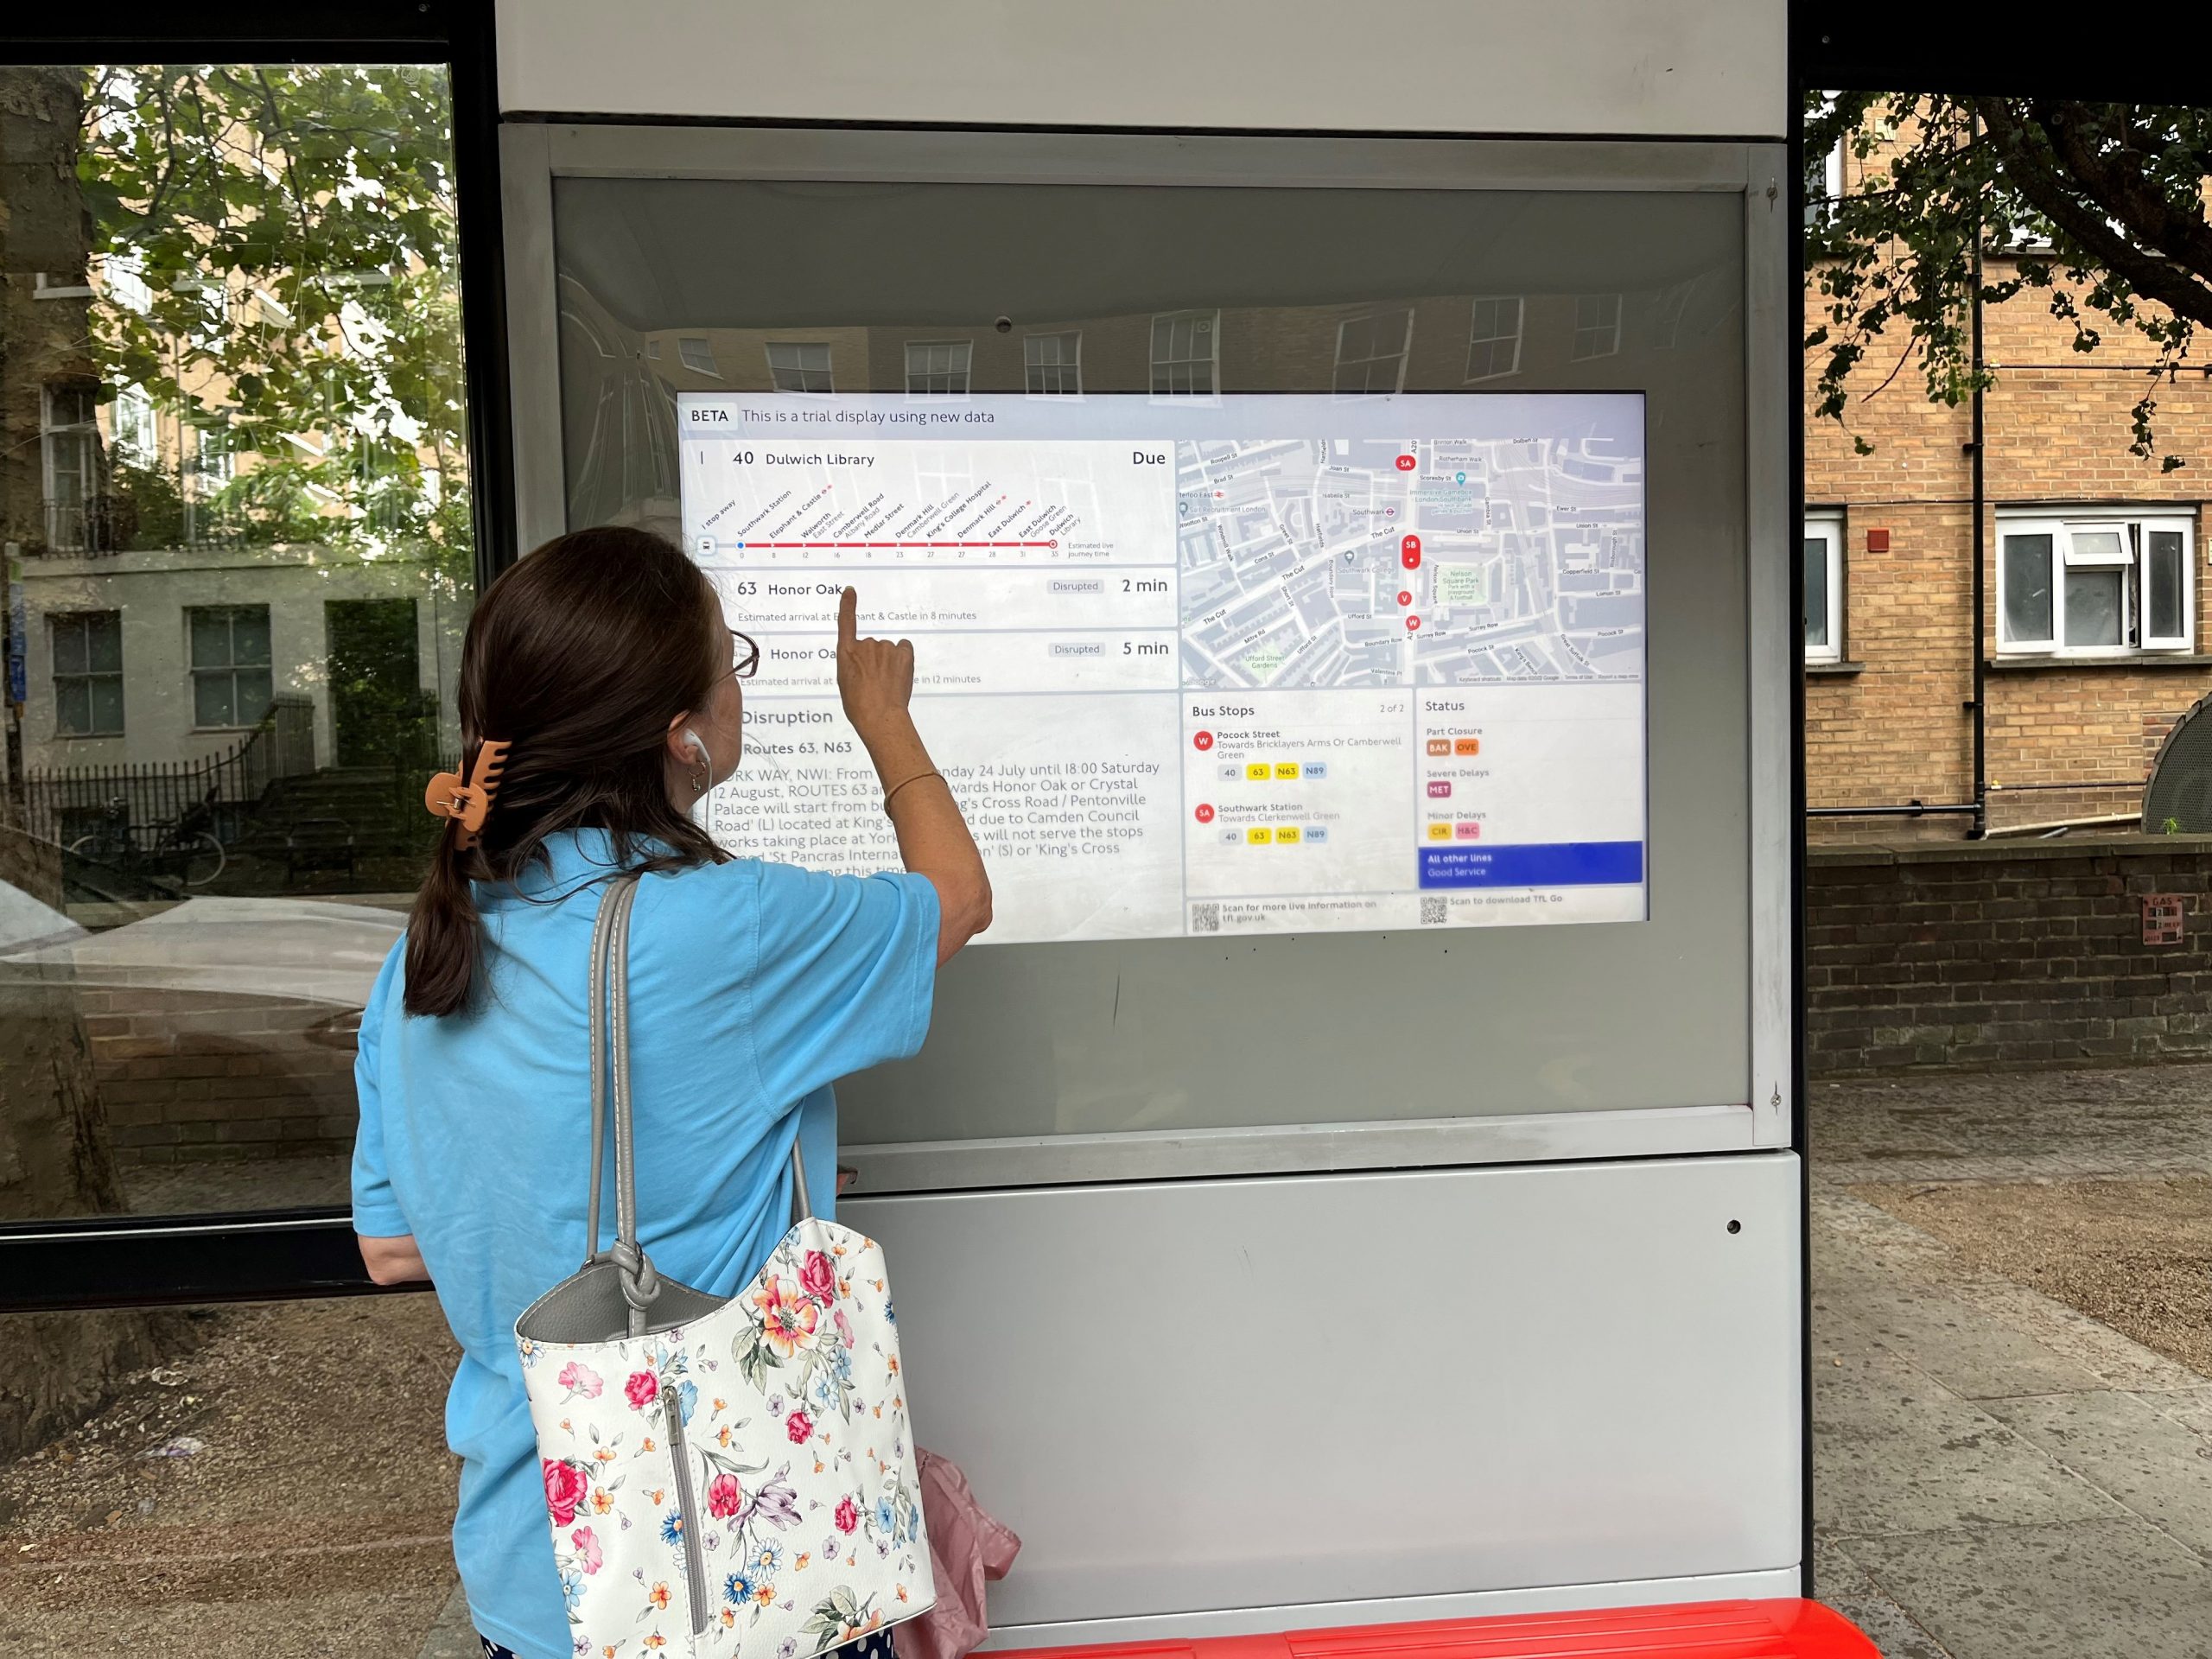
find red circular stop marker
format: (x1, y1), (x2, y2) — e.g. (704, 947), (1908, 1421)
(1401, 534), (1422, 569)
(1394, 454), (1416, 472)
(1396, 589), (1413, 607)
(1193, 731), (1214, 751)
(1195, 804), (1216, 824)
(1407, 615), (1421, 631)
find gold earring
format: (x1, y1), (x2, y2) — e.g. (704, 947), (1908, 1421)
(690, 761), (708, 795)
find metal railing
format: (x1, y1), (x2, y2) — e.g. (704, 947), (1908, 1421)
(22, 696), (316, 848)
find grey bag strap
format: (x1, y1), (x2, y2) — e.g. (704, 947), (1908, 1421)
(583, 874), (659, 1333)
(582, 870), (813, 1337)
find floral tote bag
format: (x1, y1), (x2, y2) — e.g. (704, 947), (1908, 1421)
(514, 874), (934, 1656)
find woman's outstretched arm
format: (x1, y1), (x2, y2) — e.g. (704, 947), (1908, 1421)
(837, 587), (992, 963)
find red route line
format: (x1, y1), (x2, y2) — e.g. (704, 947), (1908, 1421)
(752, 539), (1056, 548)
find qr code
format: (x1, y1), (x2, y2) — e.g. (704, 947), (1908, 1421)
(1190, 902), (1221, 934)
(1420, 896), (1448, 925)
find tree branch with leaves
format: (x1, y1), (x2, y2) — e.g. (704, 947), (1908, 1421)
(1806, 94), (2212, 472)
(74, 63), (471, 579)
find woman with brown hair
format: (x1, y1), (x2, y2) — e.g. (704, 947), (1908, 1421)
(350, 526), (989, 1659)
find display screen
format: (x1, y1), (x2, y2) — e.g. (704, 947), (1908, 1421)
(680, 392), (1644, 944)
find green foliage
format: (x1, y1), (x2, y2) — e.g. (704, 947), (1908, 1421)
(75, 65), (471, 563)
(1806, 95), (2212, 470)
(2164, 817), (2183, 836)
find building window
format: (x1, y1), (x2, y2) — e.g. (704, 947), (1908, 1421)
(1998, 512), (2194, 657)
(104, 253), (151, 314)
(185, 416), (233, 543)
(765, 341), (834, 394)
(1803, 513), (1844, 664)
(179, 276), (230, 350)
(1024, 332), (1082, 396)
(188, 604), (274, 728)
(41, 385), (99, 551)
(111, 384), (156, 468)
(51, 611), (124, 736)
(1332, 309), (1413, 395)
(1805, 137), (1846, 227)
(1570, 295), (1623, 362)
(1150, 310), (1218, 397)
(905, 340), (972, 396)
(677, 337), (719, 377)
(1465, 297), (1523, 382)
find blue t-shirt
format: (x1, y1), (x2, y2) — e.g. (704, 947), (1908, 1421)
(352, 830), (938, 1659)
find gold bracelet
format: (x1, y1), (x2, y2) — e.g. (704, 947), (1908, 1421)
(882, 769), (944, 816)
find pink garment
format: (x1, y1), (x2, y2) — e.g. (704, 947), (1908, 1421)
(899, 1446), (1020, 1659)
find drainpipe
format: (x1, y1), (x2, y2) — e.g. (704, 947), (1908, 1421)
(1967, 110), (1989, 839)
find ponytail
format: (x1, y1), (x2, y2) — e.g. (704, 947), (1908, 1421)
(404, 819), (486, 1018)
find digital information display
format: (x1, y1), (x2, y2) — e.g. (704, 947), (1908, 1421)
(678, 393), (1645, 945)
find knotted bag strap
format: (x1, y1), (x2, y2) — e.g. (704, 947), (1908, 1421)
(582, 871), (815, 1338)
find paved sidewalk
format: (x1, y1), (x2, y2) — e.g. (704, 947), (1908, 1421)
(1811, 1066), (2212, 1659)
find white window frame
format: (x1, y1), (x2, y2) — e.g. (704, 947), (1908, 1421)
(764, 340), (834, 394)
(33, 271), (95, 300)
(1997, 510), (2195, 658)
(103, 254), (151, 314)
(1023, 331), (1082, 397)
(1149, 309), (1219, 398)
(1464, 296), (1522, 382)
(110, 383), (156, 468)
(1802, 512), (1845, 664)
(184, 416), (234, 545)
(677, 337), (721, 378)
(1805, 137), (1845, 226)
(1570, 294), (1623, 362)
(904, 340), (973, 397)
(1332, 309), (1413, 396)
(41, 384), (99, 551)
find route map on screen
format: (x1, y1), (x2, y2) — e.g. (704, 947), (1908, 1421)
(677, 392), (1645, 944)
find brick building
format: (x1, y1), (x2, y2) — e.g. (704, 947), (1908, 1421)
(1803, 139), (2212, 840)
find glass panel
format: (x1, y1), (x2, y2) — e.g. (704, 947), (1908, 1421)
(52, 616), (88, 676)
(230, 607), (272, 666)
(2068, 527), (2126, 562)
(87, 611), (122, 672)
(0, 1300), (459, 1643)
(188, 607), (229, 669)
(193, 671), (236, 729)
(2064, 567), (2124, 647)
(1571, 293), (1621, 360)
(551, 168), (1749, 1142)
(1803, 534), (1831, 649)
(2147, 530), (2184, 640)
(235, 668), (274, 725)
(0, 60), (474, 1221)
(90, 675), (125, 734)
(2002, 533), (2054, 643)
(1465, 296), (1522, 379)
(1024, 332), (1081, 395)
(56, 677), (92, 734)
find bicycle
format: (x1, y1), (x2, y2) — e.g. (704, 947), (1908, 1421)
(67, 788), (228, 892)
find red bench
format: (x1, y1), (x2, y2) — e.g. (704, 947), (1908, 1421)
(994, 1599), (1877, 1659)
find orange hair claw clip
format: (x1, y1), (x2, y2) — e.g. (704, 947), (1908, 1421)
(424, 740), (512, 849)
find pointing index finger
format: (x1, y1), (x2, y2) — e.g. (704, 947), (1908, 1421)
(838, 586), (858, 646)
